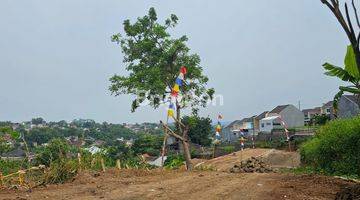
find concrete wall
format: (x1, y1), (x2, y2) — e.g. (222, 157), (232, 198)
(222, 127), (240, 143)
(259, 119), (274, 132)
(280, 105), (304, 128)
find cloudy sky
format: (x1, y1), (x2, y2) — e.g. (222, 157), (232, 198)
(0, 0), (351, 123)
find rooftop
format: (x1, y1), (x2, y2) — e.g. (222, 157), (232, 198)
(269, 105), (290, 114)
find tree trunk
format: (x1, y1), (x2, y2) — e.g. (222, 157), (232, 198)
(182, 126), (193, 171)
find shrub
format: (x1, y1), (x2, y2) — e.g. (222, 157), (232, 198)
(222, 146), (235, 154)
(35, 138), (73, 166)
(164, 154), (185, 169)
(300, 116), (360, 177)
(43, 159), (78, 184)
(0, 159), (28, 175)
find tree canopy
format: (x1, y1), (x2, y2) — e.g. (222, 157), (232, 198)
(182, 115), (212, 146)
(110, 7), (214, 114)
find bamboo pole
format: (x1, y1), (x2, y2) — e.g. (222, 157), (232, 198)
(171, 115), (186, 128)
(21, 132), (31, 162)
(160, 121), (185, 141)
(161, 134), (168, 168)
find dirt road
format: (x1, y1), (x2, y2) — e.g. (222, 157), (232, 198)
(0, 149), (356, 200)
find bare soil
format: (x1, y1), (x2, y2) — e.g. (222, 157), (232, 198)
(0, 149), (356, 200)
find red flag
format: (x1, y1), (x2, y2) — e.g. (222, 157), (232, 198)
(180, 66), (187, 74)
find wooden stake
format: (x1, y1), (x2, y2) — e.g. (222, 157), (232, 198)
(91, 158), (96, 169)
(18, 170), (25, 186)
(0, 172), (3, 188)
(212, 144), (216, 158)
(116, 159), (121, 170)
(101, 158), (106, 172)
(77, 153), (82, 171)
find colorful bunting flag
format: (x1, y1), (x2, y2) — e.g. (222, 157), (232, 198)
(167, 66), (187, 117)
(168, 102), (175, 117)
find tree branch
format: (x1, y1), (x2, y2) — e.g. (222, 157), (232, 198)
(352, 0), (360, 29)
(160, 121), (185, 141)
(345, 3), (358, 46)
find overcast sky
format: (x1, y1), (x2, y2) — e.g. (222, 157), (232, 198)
(0, 0), (351, 123)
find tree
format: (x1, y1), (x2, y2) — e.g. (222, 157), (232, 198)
(132, 134), (163, 156)
(0, 127), (20, 155)
(182, 115), (212, 146)
(311, 114), (330, 125)
(321, 1), (360, 109)
(31, 117), (45, 125)
(110, 8), (214, 170)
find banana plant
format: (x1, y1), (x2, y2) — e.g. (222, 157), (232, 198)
(323, 45), (360, 111)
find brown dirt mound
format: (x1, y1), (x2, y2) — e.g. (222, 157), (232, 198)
(261, 149), (300, 168)
(335, 184), (360, 200)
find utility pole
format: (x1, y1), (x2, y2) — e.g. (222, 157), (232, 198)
(252, 116), (255, 149)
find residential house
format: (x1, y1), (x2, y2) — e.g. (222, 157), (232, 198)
(260, 104), (304, 132)
(254, 111), (268, 133)
(302, 107), (321, 125)
(1, 148), (26, 160)
(222, 116), (256, 142)
(338, 95), (360, 119)
(259, 116), (283, 133)
(85, 146), (103, 155)
(321, 101), (335, 119)
(222, 120), (243, 143)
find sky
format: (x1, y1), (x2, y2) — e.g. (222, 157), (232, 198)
(0, 0), (352, 123)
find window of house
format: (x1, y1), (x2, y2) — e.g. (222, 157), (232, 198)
(266, 122), (271, 125)
(326, 108), (331, 113)
(261, 123), (264, 128)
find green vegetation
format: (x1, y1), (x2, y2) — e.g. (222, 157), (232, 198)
(323, 46), (360, 109)
(182, 115), (212, 146)
(109, 7), (214, 171)
(256, 136), (310, 150)
(110, 7), (214, 114)
(164, 154), (185, 169)
(311, 115), (330, 126)
(220, 145), (235, 154)
(0, 159), (28, 176)
(300, 116), (360, 178)
(131, 134), (163, 156)
(321, 1), (360, 109)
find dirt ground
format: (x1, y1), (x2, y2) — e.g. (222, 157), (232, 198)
(0, 149), (357, 200)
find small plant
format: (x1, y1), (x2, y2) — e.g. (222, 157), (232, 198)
(164, 154), (185, 169)
(194, 164), (216, 171)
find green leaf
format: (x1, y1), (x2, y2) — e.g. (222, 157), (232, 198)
(339, 86), (360, 94)
(344, 45), (360, 78)
(323, 63), (356, 83)
(333, 90), (344, 110)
